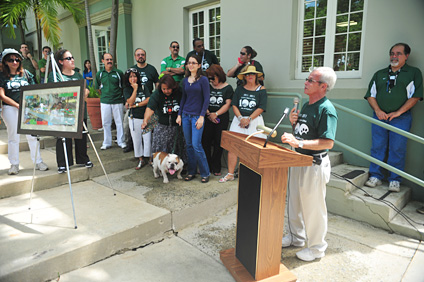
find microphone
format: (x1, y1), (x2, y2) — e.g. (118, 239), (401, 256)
(293, 97), (299, 112)
(263, 107), (290, 147)
(256, 125), (277, 138)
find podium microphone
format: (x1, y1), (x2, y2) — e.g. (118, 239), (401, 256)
(256, 125), (277, 138)
(263, 107), (290, 147)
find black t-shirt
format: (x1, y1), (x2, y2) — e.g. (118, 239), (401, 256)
(208, 84), (234, 119)
(147, 87), (182, 126)
(123, 85), (150, 119)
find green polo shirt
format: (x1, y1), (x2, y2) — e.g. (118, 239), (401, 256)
(160, 55), (186, 82)
(95, 68), (124, 104)
(364, 64), (423, 113)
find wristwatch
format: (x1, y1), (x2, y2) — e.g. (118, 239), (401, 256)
(215, 112), (219, 116)
(298, 141), (304, 148)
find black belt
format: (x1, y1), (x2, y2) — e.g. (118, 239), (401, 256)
(312, 152), (328, 165)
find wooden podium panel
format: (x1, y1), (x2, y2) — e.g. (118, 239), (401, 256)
(220, 131), (312, 282)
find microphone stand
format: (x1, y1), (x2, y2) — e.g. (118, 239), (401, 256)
(263, 107), (290, 148)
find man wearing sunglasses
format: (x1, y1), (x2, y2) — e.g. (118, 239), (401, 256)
(364, 43), (423, 192)
(160, 41), (185, 83)
(185, 38), (219, 71)
(20, 43), (39, 82)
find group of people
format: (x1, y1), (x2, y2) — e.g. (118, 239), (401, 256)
(0, 40), (422, 261)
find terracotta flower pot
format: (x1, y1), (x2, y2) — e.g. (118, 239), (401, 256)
(86, 98), (102, 130)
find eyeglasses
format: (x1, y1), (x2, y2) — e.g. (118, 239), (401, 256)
(305, 78), (322, 84)
(126, 68), (138, 73)
(7, 58), (20, 63)
(240, 52), (246, 56)
(63, 56), (74, 61)
(187, 62), (199, 65)
(171, 45), (179, 49)
(390, 52), (404, 57)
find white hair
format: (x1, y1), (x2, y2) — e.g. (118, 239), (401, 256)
(314, 67), (337, 92)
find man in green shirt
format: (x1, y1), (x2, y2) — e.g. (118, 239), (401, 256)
(95, 53), (126, 150)
(20, 43), (38, 82)
(160, 41), (185, 82)
(38, 46), (51, 83)
(364, 43), (423, 192)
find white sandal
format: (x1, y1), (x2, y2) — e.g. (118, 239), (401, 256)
(219, 173), (235, 183)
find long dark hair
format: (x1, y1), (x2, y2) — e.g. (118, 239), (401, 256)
(124, 68), (142, 88)
(243, 46), (257, 59)
(184, 54), (203, 80)
(54, 49), (68, 72)
(83, 60), (91, 74)
(2, 54), (24, 79)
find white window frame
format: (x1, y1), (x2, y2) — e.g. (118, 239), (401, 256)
(92, 25), (110, 70)
(189, 2), (221, 61)
(296, 0), (367, 79)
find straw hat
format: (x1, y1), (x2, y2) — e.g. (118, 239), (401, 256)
(237, 65), (263, 80)
(1, 48), (23, 63)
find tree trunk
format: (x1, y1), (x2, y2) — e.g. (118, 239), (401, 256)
(18, 19), (25, 44)
(85, 0), (97, 78)
(36, 18), (42, 60)
(109, 0), (119, 67)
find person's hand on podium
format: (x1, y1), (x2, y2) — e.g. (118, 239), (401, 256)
(281, 132), (300, 148)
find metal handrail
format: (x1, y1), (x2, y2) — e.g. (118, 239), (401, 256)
(332, 102), (424, 188)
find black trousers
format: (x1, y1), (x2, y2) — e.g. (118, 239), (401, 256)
(201, 114), (229, 174)
(56, 119), (90, 167)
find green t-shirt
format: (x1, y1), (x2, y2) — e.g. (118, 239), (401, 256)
(231, 86), (267, 116)
(293, 97), (338, 155)
(131, 64), (159, 94)
(160, 55), (186, 82)
(147, 87), (182, 126)
(208, 84), (234, 119)
(364, 64), (423, 113)
(48, 71), (87, 119)
(38, 58), (47, 77)
(0, 70), (35, 105)
(94, 68), (124, 104)
(123, 85), (150, 119)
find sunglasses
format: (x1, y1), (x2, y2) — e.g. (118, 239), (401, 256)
(240, 52), (246, 56)
(171, 45), (179, 49)
(126, 68), (138, 73)
(245, 73), (256, 76)
(62, 56), (74, 61)
(7, 58), (21, 63)
(305, 78), (322, 84)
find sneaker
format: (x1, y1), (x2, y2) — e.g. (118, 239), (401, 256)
(36, 162), (49, 171)
(389, 181), (400, 192)
(85, 161), (93, 168)
(58, 167), (67, 174)
(8, 165), (19, 175)
(281, 235), (305, 248)
(100, 145), (111, 150)
(365, 177), (382, 188)
(119, 143), (127, 149)
(296, 248), (325, 262)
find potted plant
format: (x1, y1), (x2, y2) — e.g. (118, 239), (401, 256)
(86, 85), (102, 130)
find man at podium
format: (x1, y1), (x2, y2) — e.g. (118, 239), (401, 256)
(280, 67), (338, 262)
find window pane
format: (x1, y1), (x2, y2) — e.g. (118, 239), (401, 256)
(199, 11), (204, 24)
(193, 26), (198, 38)
(314, 37), (325, 54)
(334, 34), (347, 52)
(347, 52), (360, 70)
(336, 14), (348, 33)
(302, 56), (313, 72)
(216, 7), (221, 20)
(216, 21), (221, 35)
(216, 36), (220, 49)
(351, 0), (364, 12)
(315, 18), (326, 36)
(304, 20), (314, 37)
(350, 12), (363, 32)
(303, 38), (313, 55)
(210, 23), (215, 36)
(304, 1), (316, 20)
(193, 13), (198, 25)
(209, 8), (215, 22)
(210, 37), (215, 50)
(316, 0), (328, 17)
(337, 0), (349, 14)
(199, 25), (204, 38)
(348, 32), (361, 51)
(333, 54), (346, 71)
(313, 55), (324, 67)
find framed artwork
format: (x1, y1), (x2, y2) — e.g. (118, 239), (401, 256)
(17, 80), (85, 139)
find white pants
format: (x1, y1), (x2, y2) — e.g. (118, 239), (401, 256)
(128, 117), (151, 158)
(1, 105), (43, 165)
(101, 103), (125, 147)
(286, 155), (331, 255)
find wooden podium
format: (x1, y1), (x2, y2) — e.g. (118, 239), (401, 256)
(219, 131), (313, 282)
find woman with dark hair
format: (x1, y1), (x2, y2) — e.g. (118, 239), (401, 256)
(124, 68), (151, 169)
(83, 59), (93, 87)
(142, 74), (186, 162)
(176, 54), (210, 183)
(227, 46), (265, 86)
(219, 65), (267, 183)
(203, 64), (233, 176)
(48, 49), (92, 173)
(0, 48), (49, 175)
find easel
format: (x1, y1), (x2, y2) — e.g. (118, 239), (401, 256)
(28, 53), (115, 229)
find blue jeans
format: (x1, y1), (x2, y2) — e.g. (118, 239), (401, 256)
(369, 111), (412, 182)
(182, 113), (210, 178)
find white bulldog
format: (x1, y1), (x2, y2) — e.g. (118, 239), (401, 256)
(152, 152), (184, 183)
